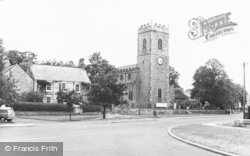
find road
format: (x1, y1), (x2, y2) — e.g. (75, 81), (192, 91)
(0, 114), (241, 156)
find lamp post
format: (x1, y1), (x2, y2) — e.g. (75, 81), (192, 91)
(243, 62), (246, 119)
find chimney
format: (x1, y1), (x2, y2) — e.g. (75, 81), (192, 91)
(27, 54), (34, 74)
(28, 54), (34, 67)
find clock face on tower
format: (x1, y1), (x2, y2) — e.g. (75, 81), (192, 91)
(157, 57), (164, 65)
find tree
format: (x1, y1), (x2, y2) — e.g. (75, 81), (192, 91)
(6, 50), (37, 65)
(39, 59), (76, 67)
(191, 58), (243, 109)
(86, 52), (126, 119)
(232, 83), (247, 108)
(169, 66), (180, 88)
(56, 90), (83, 120)
(20, 91), (43, 102)
(78, 58), (85, 69)
(0, 39), (17, 107)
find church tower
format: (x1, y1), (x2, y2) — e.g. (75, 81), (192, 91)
(137, 23), (170, 108)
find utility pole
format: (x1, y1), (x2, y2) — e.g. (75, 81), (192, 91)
(243, 62), (246, 119)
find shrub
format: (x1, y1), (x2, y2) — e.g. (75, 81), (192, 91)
(20, 91), (43, 102)
(82, 104), (102, 112)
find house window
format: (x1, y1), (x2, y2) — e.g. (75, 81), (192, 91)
(158, 39), (162, 50)
(129, 91), (133, 100)
(143, 39), (147, 51)
(120, 74), (123, 81)
(75, 84), (80, 92)
(46, 83), (52, 91)
(46, 96), (52, 103)
(128, 73), (131, 80)
(62, 83), (66, 90)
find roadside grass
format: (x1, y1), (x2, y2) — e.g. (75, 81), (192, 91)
(171, 124), (250, 156)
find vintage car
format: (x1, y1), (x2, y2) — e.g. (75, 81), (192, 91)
(0, 105), (15, 122)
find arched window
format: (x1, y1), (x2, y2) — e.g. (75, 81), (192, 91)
(129, 91), (133, 100)
(143, 39), (147, 51)
(128, 73), (131, 80)
(158, 39), (162, 50)
(158, 88), (162, 102)
(120, 74), (123, 81)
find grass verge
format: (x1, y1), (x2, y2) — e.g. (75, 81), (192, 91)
(171, 124), (250, 156)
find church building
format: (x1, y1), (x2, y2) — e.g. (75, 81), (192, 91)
(117, 23), (170, 108)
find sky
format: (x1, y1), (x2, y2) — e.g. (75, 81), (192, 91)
(0, 0), (250, 93)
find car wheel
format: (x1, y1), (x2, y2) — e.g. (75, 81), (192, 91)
(0, 117), (5, 122)
(7, 119), (12, 123)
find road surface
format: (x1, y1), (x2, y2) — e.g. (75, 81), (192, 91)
(0, 114), (241, 156)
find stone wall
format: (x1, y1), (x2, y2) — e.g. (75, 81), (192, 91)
(114, 107), (231, 115)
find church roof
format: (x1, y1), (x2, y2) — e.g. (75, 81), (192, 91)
(31, 64), (91, 83)
(117, 64), (138, 71)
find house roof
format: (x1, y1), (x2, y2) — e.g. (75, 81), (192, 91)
(3, 65), (15, 74)
(31, 64), (91, 83)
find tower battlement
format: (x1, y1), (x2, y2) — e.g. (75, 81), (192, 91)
(138, 23), (168, 33)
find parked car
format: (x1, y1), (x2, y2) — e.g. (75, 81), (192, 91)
(0, 106), (15, 122)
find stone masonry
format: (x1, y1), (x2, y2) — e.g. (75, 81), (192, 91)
(117, 23), (170, 108)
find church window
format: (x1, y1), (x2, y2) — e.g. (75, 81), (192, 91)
(143, 39), (147, 51)
(158, 88), (162, 102)
(158, 39), (162, 50)
(120, 74), (123, 81)
(129, 91), (133, 100)
(128, 73), (131, 80)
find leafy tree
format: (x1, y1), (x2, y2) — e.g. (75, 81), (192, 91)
(56, 90), (83, 120)
(232, 83), (247, 108)
(0, 39), (17, 107)
(6, 50), (37, 65)
(39, 59), (76, 67)
(78, 58), (85, 69)
(191, 58), (244, 109)
(169, 66), (180, 88)
(20, 91), (43, 102)
(86, 52), (126, 119)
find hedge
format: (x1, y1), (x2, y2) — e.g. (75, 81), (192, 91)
(13, 102), (69, 112)
(82, 104), (102, 112)
(13, 102), (102, 112)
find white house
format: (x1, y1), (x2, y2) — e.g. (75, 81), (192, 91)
(29, 64), (91, 103)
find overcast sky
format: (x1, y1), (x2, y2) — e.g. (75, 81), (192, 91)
(0, 0), (250, 92)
